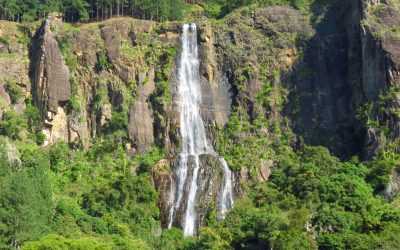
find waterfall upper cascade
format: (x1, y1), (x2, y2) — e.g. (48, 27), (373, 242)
(167, 23), (234, 236)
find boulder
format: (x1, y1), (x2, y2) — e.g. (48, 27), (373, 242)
(257, 159), (273, 182)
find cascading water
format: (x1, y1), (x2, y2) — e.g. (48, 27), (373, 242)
(167, 23), (235, 236)
(219, 158), (235, 219)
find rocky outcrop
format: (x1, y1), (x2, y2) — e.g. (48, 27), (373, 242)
(0, 21), (31, 118)
(198, 23), (232, 129)
(152, 159), (174, 228)
(30, 18), (71, 145)
(257, 159), (273, 182)
(360, 0), (400, 158)
(100, 18), (156, 84)
(31, 19), (70, 113)
(128, 68), (155, 153)
(42, 106), (69, 146)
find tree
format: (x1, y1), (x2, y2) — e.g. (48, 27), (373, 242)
(0, 144), (52, 249)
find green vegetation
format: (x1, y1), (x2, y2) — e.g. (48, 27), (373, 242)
(200, 0), (328, 18)
(206, 143), (400, 249)
(4, 80), (23, 104)
(0, 0), (186, 22)
(0, 110), (27, 140)
(0, 0), (332, 23)
(363, 1), (400, 39)
(0, 135), (165, 249)
(0, 1), (399, 250)
(2, 87), (398, 250)
(95, 50), (111, 72)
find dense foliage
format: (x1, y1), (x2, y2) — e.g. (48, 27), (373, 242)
(0, 0), (186, 22)
(0, 0), (324, 22)
(0, 97), (399, 250)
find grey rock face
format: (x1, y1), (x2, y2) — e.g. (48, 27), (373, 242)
(29, 19), (71, 145)
(286, 0), (363, 158)
(31, 19), (71, 114)
(101, 25), (120, 62)
(128, 68), (155, 153)
(152, 159), (174, 228)
(198, 23), (232, 129)
(254, 6), (313, 36)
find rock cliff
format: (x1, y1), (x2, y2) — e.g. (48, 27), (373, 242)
(0, 0), (399, 232)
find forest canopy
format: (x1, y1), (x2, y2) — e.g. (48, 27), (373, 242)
(0, 0), (187, 22)
(0, 0), (320, 22)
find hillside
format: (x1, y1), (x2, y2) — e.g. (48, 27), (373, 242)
(0, 0), (400, 249)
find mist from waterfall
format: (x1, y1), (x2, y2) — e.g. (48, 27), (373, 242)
(167, 23), (234, 236)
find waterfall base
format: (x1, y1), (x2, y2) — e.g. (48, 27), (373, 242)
(160, 154), (233, 233)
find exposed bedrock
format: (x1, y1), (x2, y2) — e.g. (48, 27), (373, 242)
(30, 19), (71, 114)
(30, 18), (71, 145)
(128, 68), (155, 153)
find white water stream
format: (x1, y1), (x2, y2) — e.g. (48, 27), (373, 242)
(168, 23), (234, 236)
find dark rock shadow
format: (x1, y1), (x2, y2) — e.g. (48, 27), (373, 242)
(283, 0), (365, 159)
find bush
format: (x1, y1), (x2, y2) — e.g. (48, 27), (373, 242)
(34, 131), (46, 145)
(95, 51), (111, 72)
(49, 142), (70, 171)
(5, 80), (23, 104)
(0, 110), (27, 140)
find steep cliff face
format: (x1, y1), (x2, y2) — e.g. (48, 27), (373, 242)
(128, 68), (155, 153)
(25, 17), (183, 151)
(0, 21), (31, 119)
(198, 23), (232, 130)
(30, 18), (71, 145)
(0, 0), (399, 236)
(290, 0), (364, 158)
(360, 0), (400, 158)
(31, 19), (71, 114)
(205, 0), (399, 161)
(2, 3), (398, 150)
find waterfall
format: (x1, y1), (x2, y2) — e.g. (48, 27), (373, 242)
(168, 23), (234, 236)
(219, 158), (234, 219)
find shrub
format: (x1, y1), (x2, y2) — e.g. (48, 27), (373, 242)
(0, 110), (27, 140)
(95, 51), (111, 72)
(5, 80), (23, 104)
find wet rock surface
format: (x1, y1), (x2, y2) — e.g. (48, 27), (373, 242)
(162, 154), (226, 231)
